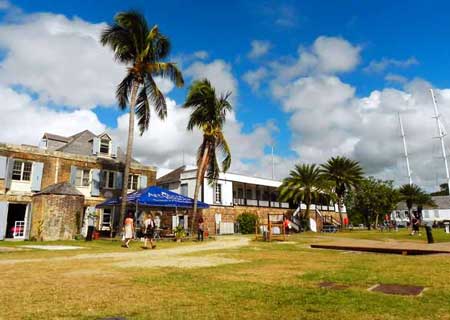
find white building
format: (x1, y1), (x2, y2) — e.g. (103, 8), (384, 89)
(157, 166), (290, 209)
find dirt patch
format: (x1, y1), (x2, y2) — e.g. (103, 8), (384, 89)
(369, 284), (425, 296)
(20, 245), (84, 251)
(0, 237), (250, 269)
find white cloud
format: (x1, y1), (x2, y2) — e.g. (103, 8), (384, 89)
(270, 36), (361, 82)
(364, 57), (418, 74)
(185, 59), (238, 104)
(0, 85), (105, 145)
(385, 73), (408, 84)
(242, 67), (268, 91)
(248, 40), (271, 59)
(0, 13), (124, 109)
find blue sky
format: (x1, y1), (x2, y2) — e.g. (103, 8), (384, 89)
(2, 0), (450, 189)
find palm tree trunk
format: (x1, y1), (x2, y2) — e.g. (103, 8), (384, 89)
(305, 202), (311, 231)
(190, 142), (210, 235)
(337, 197), (344, 230)
(118, 81), (139, 234)
(375, 213), (379, 230)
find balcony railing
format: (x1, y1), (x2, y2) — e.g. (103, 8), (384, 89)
(233, 198), (290, 208)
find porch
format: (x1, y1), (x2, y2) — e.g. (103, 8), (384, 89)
(232, 182), (290, 208)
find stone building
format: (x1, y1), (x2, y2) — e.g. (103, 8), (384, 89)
(0, 130), (156, 240)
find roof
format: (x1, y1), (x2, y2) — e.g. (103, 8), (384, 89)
(157, 165), (186, 185)
(395, 195), (450, 211)
(35, 182), (84, 196)
(42, 133), (70, 143)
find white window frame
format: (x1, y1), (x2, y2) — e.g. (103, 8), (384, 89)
(75, 169), (91, 187)
(99, 139), (110, 155)
(128, 174), (139, 191)
(102, 170), (116, 189)
(215, 183), (222, 204)
(12, 160), (33, 182)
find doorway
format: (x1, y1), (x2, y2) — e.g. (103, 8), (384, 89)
(6, 203), (27, 239)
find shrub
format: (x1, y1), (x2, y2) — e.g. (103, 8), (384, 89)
(237, 212), (258, 234)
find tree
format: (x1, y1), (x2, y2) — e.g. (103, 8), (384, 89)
(278, 163), (327, 226)
(321, 156), (364, 228)
(430, 183), (449, 196)
(399, 184), (436, 219)
(345, 177), (400, 229)
(398, 184), (422, 220)
(183, 79), (232, 233)
(101, 11), (184, 230)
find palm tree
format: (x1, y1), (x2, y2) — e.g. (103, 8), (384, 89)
(278, 164), (326, 226)
(101, 11), (184, 230)
(399, 184), (435, 219)
(183, 79), (232, 233)
(321, 156), (363, 229)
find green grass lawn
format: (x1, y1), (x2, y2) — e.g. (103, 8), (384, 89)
(1, 231), (450, 319)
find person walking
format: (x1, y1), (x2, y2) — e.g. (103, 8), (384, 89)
(410, 214), (420, 236)
(122, 212), (134, 248)
(197, 217), (205, 241)
(143, 214), (156, 249)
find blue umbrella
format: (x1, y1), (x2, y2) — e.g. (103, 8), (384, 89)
(96, 186), (209, 209)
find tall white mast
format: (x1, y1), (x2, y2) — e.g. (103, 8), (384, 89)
(430, 88), (450, 192)
(398, 112), (412, 185)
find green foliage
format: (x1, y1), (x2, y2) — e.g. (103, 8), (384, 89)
(237, 212), (258, 234)
(183, 79), (233, 183)
(346, 177), (400, 228)
(101, 11), (184, 134)
(173, 225), (186, 239)
(399, 183), (435, 212)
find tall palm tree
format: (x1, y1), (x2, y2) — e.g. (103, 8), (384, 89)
(321, 156), (363, 229)
(183, 79), (232, 233)
(278, 164), (326, 226)
(101, 11), (184, 230)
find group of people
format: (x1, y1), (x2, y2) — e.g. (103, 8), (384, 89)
(122, 211), (207, 248)
(122, 211), (157, 249)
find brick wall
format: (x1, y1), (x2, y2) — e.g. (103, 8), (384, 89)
(200, 206), (294, 235)
(31, 194), (85, 241)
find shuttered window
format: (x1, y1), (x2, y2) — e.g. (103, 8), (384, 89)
(101, 170), (116, 189)
(75, 169), (90, 187)
(12, 160), (32, 181)
(128, 174), (139, 190)
(100, 139), (110, 154)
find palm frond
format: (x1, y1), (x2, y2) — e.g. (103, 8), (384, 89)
(143, 76), (167, 119)
(135, 85), (150, 135)
(115, 11), (149, 56)
(147, 62), (184, 87)
(100, 25), (135, 63)
(116, 71), (135, 109)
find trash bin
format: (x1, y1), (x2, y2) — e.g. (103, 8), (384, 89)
(444, 221), (450, 234)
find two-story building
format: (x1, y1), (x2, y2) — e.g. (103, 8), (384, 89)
(0, 130), (156, 240)
(157, 166), (347, 234)
(157, 166), (292, 235)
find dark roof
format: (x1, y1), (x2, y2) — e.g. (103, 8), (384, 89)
(35, 182), (84, 196)
(157, 165), (186, 185)
(43, 133), (70, 143)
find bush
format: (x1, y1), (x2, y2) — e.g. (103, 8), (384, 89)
(237, 212), (258, 234)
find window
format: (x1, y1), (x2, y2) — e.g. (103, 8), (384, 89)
(75, 169), (90, 187)
(101, 209), (112, 230)
(100, 139), (110, 154)
(12, 160), (32, 181)
(180, 183), (188, 196)
(102, 170), (116, 189)
(128, 174), (139, 190)
(246, 189), (252, 199)
(215, 183), (222, 203)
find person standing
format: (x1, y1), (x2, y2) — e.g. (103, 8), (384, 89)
(122, 212), (134, 248)
(197, 217), (205, 241)
(283, 216), (290, 235)
(86, 211), (96, 241)
(143, 214), (156, 249)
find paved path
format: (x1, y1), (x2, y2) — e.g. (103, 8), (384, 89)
(0, 237), (250, 268)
